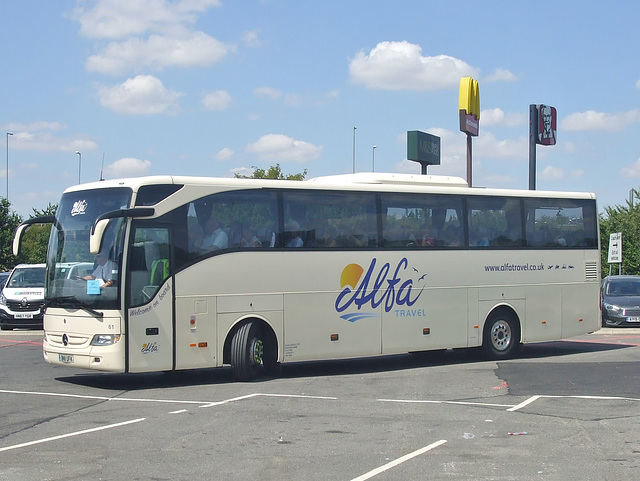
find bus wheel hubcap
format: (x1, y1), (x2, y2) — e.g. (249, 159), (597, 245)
(491, 321), (511, 351)
(250, 338), (264, 365)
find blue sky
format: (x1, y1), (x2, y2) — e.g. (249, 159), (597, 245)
(1, 0), (639, 217)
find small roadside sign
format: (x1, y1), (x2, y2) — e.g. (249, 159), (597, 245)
(608, 232), (622, 264)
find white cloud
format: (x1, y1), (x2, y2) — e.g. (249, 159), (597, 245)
(480, 108), (527, 127)
(483, 68), (518, 83)
(284, 93), (302, 107)
(74, 0), (229, 76)
(349, 41), (479, 91)
(73, 0), (222, 39)
(619, 157), (640, 178)
(475, 131), (528, 160)
(229, 166), (254, 178)
(104, 157), (152, 178)
(242, 30), (261, 47)
(3, 123), (97, 153)
(86, 31), (231, 75)
(562, 109), (640, 131)
(539, 165), (565, 182)
(246, 134), (323, 163)
(202, 90), (232, 111)
(215, 147), (234, 161)
(4, 121), (65, 132)
(97, 75), (183, 115)
(254, 87), (282, 99)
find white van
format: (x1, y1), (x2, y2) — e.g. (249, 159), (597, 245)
(0, 264), (46, 330)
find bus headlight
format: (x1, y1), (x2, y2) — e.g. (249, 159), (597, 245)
(0, 293), (6, 306)
(91, 334), (121, 346)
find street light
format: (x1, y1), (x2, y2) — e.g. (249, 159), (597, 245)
(6, 132), (13, 202)
(75, 151), (81, 184)
(352, 126), (357, 173)
(372, 145), (377, 172)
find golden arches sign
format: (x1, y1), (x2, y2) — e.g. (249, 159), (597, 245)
(459, 77), (480, 136)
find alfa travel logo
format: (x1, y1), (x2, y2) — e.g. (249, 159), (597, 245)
(335, 257), (426, 322)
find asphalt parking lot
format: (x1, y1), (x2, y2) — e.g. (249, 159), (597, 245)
(0, 328), (639, 480)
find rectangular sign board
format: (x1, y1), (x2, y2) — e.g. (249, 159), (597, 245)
(407, 130), (440, 166)
(608, 232), (622, 264)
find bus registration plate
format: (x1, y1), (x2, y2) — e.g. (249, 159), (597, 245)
(59, 354), (74, 363)
(14, 313), (33, 319)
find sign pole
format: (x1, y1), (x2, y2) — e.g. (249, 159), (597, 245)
(466, 134), (472, 188)
(529, 104), (537, 190)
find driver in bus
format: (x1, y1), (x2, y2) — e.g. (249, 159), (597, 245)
(83, 251), (117, 287)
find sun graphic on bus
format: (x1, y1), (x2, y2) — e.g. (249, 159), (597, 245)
(340, 263), (364, 289)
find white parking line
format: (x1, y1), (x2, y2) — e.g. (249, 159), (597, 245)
(507, 395), (541, 412)
(0, 389), (211, 405)
(379, 394), (640, 413)
(350, 439), (447, 481)
(0, 418), (146, 453)
(378, 398), (514, 409)
(199, 392), (337, 408)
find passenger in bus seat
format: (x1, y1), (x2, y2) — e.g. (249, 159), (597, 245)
(443, 225), (462, 246)
(285, 220), (303, 247)
(240, 226), (262, 247)
(470, 226), (490, 246)
(202, 217), (228, 250)
(417, 225), (435, 247)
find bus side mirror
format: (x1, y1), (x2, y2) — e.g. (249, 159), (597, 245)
(90, 218), (109, 255)
(13, 224), (28, 256)
(90, 207), (155, 254)
(12, 215), (56, 256)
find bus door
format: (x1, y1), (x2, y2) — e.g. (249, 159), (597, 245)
(125, 224), (174, 372)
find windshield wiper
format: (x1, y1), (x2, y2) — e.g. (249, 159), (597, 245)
(47, 296), (104, 318)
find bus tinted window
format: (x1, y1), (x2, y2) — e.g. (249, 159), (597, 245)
(468, 197), (523, 247)
(282, 190), (377, 248)
(135, 184), (183, 206)
(187, 190), (279, 256)
(380, 193), (463, 247)
(524, 198), (597, 247)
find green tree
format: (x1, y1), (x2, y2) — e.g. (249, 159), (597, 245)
(19, 203), (58, 264)
(0, 198), (23, 271)
(235, 164), (307, 180)
(599, 189), (640, 276)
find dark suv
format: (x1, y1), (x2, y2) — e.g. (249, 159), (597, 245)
(601, 275), (640, 327)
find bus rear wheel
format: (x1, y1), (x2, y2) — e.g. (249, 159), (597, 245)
(230, 321), (278, 381)
(482, 310), (521, 360)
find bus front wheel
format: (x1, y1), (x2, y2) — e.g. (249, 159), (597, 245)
(481, 310), (521, 360)
(230, 321), (278, 381)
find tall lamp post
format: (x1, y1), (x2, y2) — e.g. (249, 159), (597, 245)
(6, 132), (13, 202)
(75, 151), (81, 184)
(352, 126), (357, 173)
(372, 145), (376, 172)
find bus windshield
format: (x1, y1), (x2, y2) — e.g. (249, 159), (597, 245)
(45, 187), (132, 312)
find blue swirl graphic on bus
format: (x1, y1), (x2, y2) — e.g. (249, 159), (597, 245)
(335, 258), (426, 321)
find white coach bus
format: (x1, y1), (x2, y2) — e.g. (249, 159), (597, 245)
(14, 172), (600, 381)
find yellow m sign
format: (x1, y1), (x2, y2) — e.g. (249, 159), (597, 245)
(459, 77), (480, 136)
